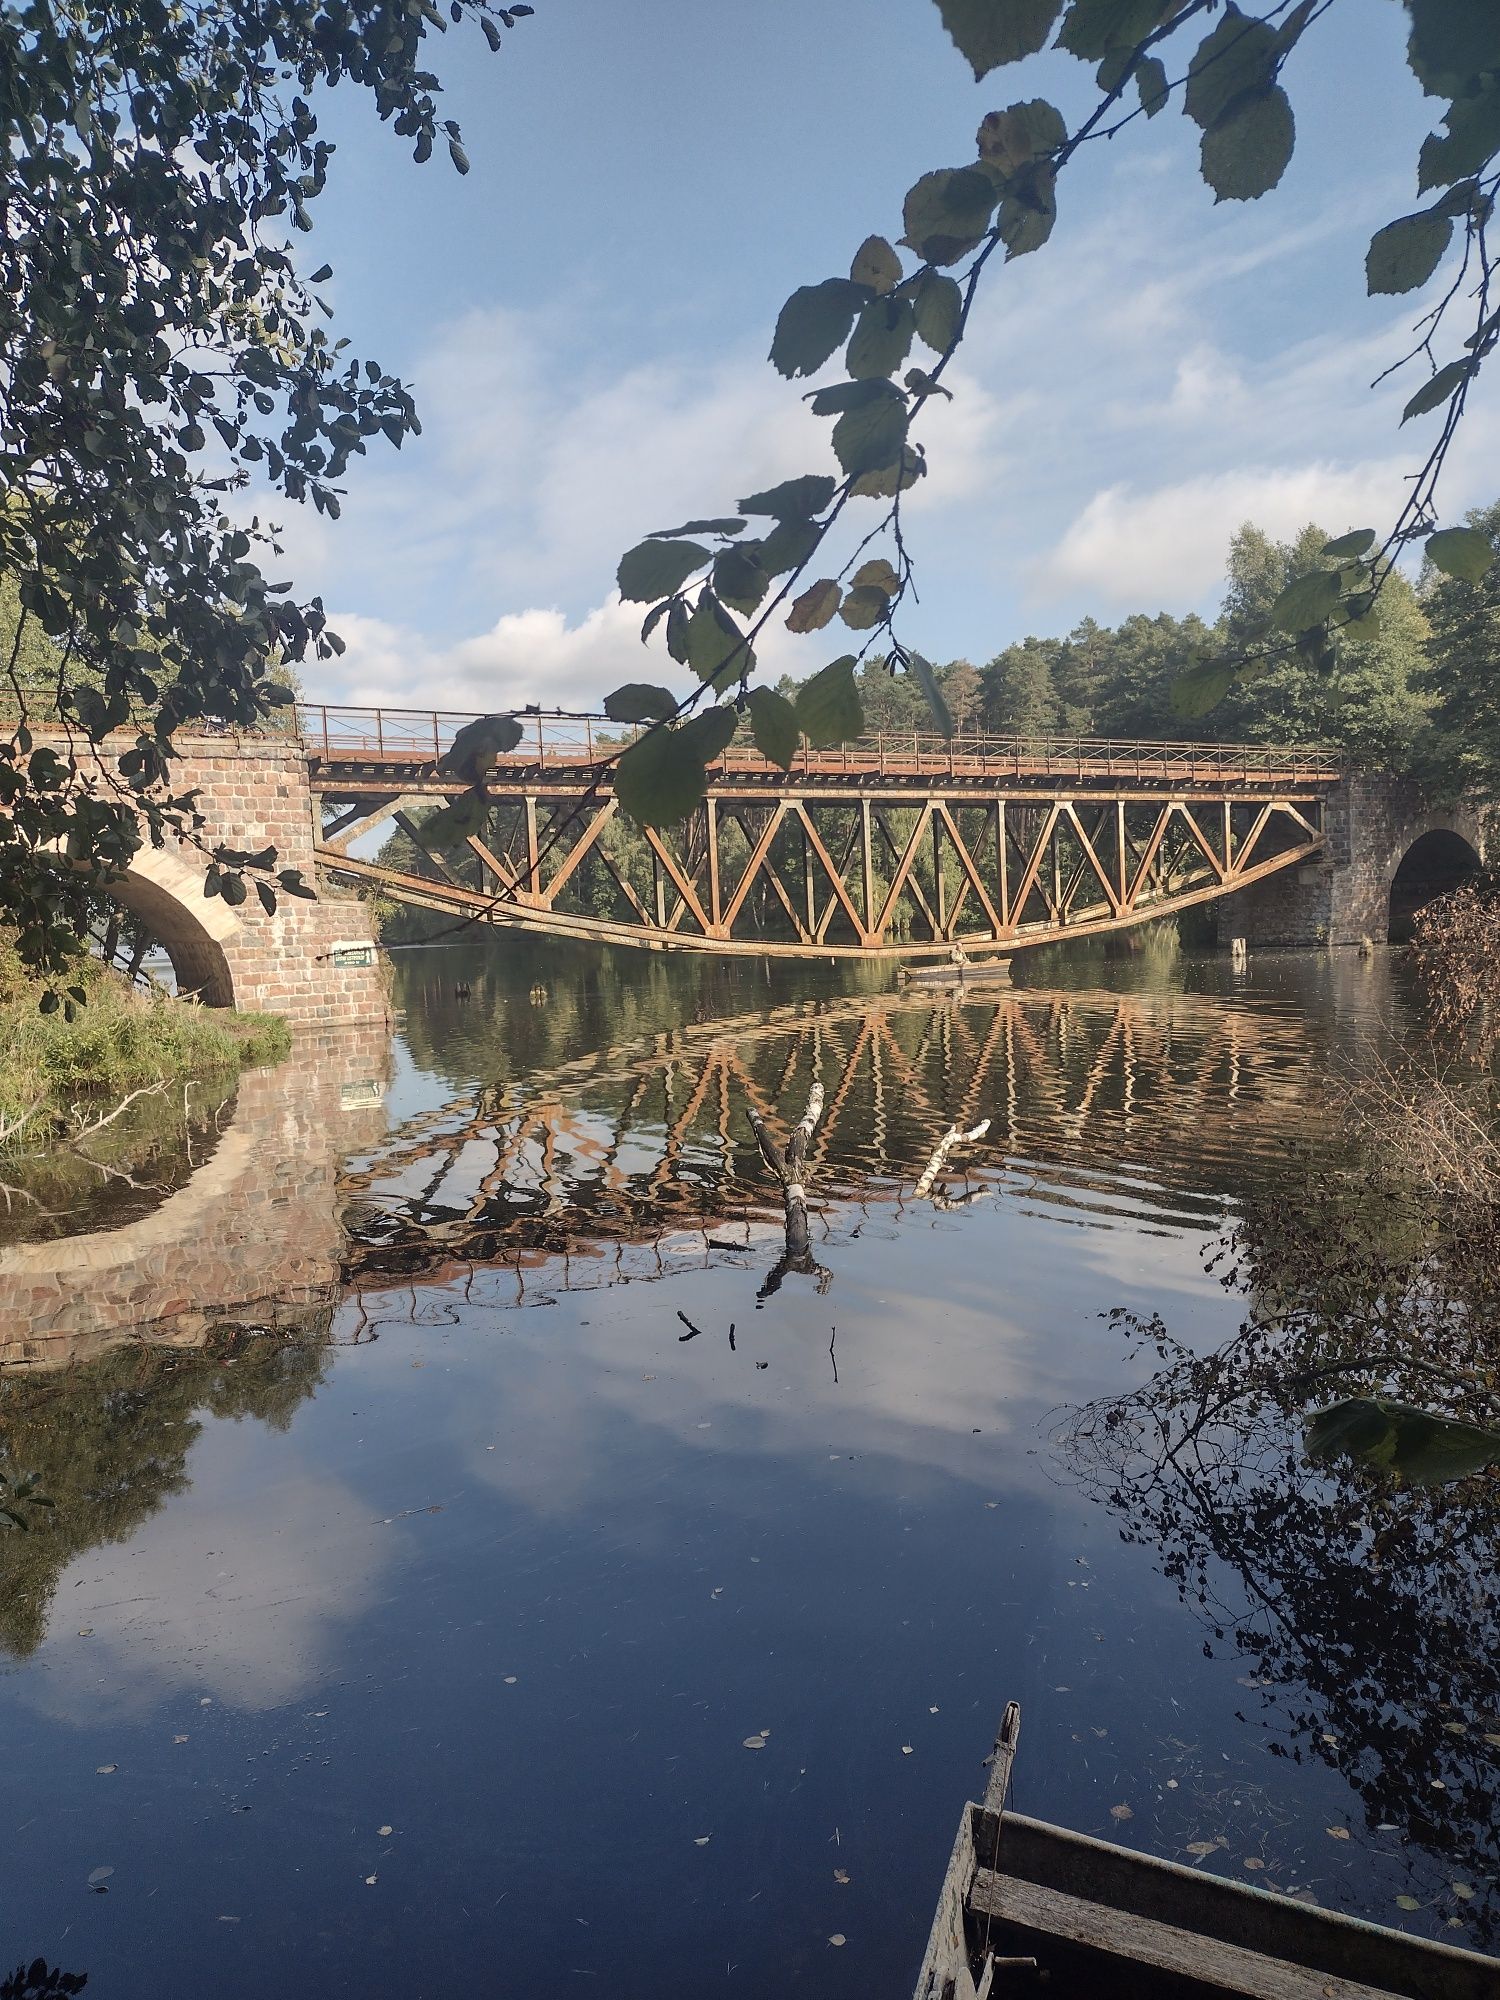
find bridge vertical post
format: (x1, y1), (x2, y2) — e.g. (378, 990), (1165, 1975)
(706, 799), (722, 932)
(933, 812), (948, 938)
(1116, 800), (1127, 905)
(860, 800), (875, 944)
(996, 801), (1009, 929)
(802, 823), (816, 938)
(524, 797), (540, 898)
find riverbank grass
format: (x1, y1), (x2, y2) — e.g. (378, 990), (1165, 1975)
(0, 938), (290, 1140)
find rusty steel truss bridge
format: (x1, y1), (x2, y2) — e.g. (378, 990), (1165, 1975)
(304, 705), (1339, 960)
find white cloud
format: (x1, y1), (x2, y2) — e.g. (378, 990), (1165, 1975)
(1033, 457), (1408, 608)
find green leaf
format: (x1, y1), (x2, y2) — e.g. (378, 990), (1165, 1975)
(976, 99), (1067, 175)
(1305, 1398), (1500, 1487)
(1406, 0), (1500, 102)
(901, 167), (998, 264)
(666, 599), (692, 665)
(759, 515), (823, 577)
(1426, 524), (1496, 584)
(1183, 9), (1278, 130)
(1136, 54), (1169, 115)
(1170, 655), (1238, 718)
(809, 378), (903, 415)
(851, 558), (900, 594)
(913, 273), (964, 354)
(615, 724), (712, 828)
(795, 656), (864, 746)
(787, 580), (842, 633)
(738, 475), (838, 519)
(681, 704), (738, 765)
(1366, 211), (1453, 295)
(1418, 83), (1500, 191)
(423, 791), (490, 850)
(839, 585), (890, 631)
(1401, 357), (1474, 422)
(1321, 528), (1376, 559)
(1200, 85), (1295, 202)
(438, 713), (525, 782)
(770, 279), (871, 379)
(617, 539), (710, 603)
(848, 446), (927, 499)
(1059, 0), (1173, 61)
(648, 517), (747, 539)
(932, 0), (1064, 79)
(686, 593), (753, 690)
(850, 235), (903, 294)
(909, 651), (955, 738)
(998, 175), (1057, 258)
(832, 399), (909, 480)
(713, 543), (771, 615)
(748, 686), (800, 770)
(1269, 568), (1342, 633)
(604, 683), (677, 725)
(847, 297), (917, 380)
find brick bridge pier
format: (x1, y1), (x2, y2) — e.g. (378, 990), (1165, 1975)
(1217, 774), (1484, 948)
(60, 730), (389, 1026)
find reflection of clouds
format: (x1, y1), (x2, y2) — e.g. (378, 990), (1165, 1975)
(26, 1426), (392, 1719)
(425, 1190), (1235, 1528)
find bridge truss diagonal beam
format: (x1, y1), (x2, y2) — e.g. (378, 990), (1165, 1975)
(313, 759), (1329, 960)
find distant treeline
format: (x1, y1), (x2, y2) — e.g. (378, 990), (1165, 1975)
(794, 507), (1500, 799)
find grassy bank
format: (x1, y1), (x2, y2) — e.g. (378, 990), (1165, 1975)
(0, 938), (290, 1141)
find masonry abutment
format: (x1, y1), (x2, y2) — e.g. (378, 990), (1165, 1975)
(43, 731), (389, 1028)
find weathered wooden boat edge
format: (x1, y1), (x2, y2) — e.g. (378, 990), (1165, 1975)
(915, 1706), (1500, 2000)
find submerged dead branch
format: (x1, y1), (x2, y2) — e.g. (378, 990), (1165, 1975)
(913, 1118), (992, 1209)
(748, 1081), (831, 1299)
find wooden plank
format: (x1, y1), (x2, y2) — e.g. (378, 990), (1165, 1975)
(984, 1815), (1499, 2000)
(912, 1805), (983, 2000)
(982, 1700), (1021, 1813)
(970, 1872), (1406, 2000)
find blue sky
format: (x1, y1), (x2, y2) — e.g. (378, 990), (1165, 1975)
(275, 0), (1493, 714)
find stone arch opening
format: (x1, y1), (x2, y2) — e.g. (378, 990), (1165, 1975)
(1388, 828), (1481, 944)
(97, 848), (242, 1006)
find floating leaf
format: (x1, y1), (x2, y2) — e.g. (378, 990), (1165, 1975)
(787, 580), (842, 634)
(1366, 211), (1453, 296)
(1305, 1397), (1500, 1486)
(834, 1867), (851, 1884)
(604, 683), (677, 725)
(1426, 525), (1496, 585)
(1109, 1803), (1134, 1821)
(770, 279), (870, 380)
(617, 539), (710, 604)
(747, 687), (799, 771)
(1185, 1840), (1222, 1857)
(795, 657), (863, 746)
(828, 1933), (847, 1947)
(850, 234), (902, 294)
(738, 475), (837, 519)
(1396, 1895), (1422, 1913)
(933, 0), (1064, 79)
(1201, 85), (1296, 203)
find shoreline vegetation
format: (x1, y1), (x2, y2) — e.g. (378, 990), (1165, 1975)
(0, 935), (290, 1159)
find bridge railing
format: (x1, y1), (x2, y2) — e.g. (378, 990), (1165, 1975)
(297, 703), (1342, 785)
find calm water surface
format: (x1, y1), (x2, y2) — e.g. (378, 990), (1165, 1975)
(2, 940), (1494, 1994)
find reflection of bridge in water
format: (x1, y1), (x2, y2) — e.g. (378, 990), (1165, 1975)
(340, 980), (1350, 1295)
(2, 970), (1394, 1364)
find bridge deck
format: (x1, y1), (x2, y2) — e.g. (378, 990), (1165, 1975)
(299, 705), (1342, 790)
